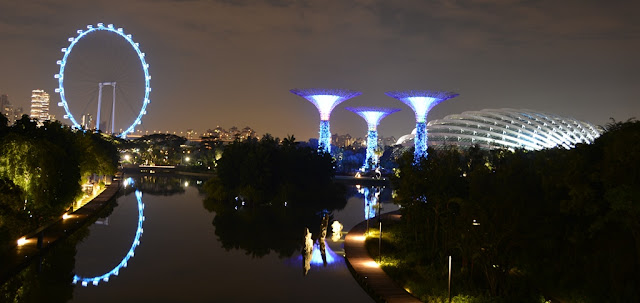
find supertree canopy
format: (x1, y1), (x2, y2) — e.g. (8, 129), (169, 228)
(385, 90), (458, 161)
(345, 107), (400, 169)
(290, 88), (362, 153)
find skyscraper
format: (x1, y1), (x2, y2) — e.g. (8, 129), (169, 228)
(82, 114), (94, 129)
(0, 94), (9, 114)
(1, 94), (24, 125)
(30, 89), (50, 122)
(1, 94), (10, 119)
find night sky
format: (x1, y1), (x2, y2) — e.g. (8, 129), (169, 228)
(1, 0), (638, 140)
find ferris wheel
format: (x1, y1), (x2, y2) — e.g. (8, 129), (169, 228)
(55, 23), (151, 138)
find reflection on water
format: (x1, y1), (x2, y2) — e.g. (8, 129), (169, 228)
(203, 174), (348, 259)
(0, 175), (398, 302)
(331, 220), (343, 243)
(302, 228), (313, 275)
(72, 187), (145, 287)
(120, 174), (200, 196)
(301, 215), (343, 276)
(360, 186), (381, 220)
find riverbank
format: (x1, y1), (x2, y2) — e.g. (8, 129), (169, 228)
(344, 210), (422, 303)
(0, 177), (122, 284)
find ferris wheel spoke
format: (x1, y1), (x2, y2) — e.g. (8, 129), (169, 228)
(78, 88), (100, 117)
(56, 23), (151, 138)
(116, 86), (142, 120)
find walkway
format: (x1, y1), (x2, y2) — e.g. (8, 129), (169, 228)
(0, 178), (121, 284)
(344, 211), (422, 303)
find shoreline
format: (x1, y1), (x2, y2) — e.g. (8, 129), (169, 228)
(0, 177), (122, 285)
(344, 210), (422, 303)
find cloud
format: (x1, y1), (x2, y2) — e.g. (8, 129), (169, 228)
(369, 0), (640, 49)
(1, 0), (637, 138)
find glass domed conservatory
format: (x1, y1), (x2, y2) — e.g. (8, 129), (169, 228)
(396, 108), (602, 151)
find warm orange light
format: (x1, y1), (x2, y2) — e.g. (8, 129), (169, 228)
(363, 260), (380, 268)
(17, 237), (28, 246)
(63, 213), (72, 220)
(351, 235), (366, 242)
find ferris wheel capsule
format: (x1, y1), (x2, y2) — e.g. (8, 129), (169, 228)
(71, 186), (144, 286)
(55, 23), (151, 139)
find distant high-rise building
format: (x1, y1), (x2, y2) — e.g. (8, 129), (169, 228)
(8, 107), (24, 125)
(81, 114), (94, 129)
(239, 126), (256, 140)
(1, 94), (9, 113)
(1, 94), (24, 125)
(201, 126), (256, 144)
(30, 89), (50, 122)
(1, 94), (10, 119)
(186, 129), (195, 140)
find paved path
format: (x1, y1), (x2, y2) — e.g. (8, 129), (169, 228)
(0, 179), (121, 284)
(344, 211), (422, 303)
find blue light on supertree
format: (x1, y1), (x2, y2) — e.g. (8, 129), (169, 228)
(385, 90), (458, 161)
(361, 186), (380, 220)
(319, 120), (331, 152)
(345, 107), (400, 170)
(290, 88), (362, 153)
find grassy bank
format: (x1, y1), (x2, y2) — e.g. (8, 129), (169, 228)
(364, 217), (548, 303)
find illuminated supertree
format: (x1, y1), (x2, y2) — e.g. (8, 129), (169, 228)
(290, 88), (362, 153)
(345, 107), (400, 169)
(385, 90), (458, 161)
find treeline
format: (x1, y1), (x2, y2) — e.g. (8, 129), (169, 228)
(392, 120), (640, 302)
(203, 135), (347, 257)
(205, 134), (342, 209)
(0, 115), (119, 247)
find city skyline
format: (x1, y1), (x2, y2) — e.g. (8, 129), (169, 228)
(0, 1), (638, 140)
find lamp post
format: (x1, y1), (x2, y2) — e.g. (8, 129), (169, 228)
(378, 221), (382, 263)
(448, 255), (452, 303)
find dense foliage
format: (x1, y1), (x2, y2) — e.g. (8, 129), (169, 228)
(0, 116), (119, 248)
(119, 133), (188, 166)
(391, 120), (640, 302)
(203, 135), (347, 257)
(205, 135), (340, 207)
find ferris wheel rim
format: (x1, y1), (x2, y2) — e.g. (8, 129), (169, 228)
(73, 188), (145, 286)
(55, 23), (151, 138)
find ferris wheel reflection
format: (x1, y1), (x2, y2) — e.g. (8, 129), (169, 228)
(73, 182), (145, 287)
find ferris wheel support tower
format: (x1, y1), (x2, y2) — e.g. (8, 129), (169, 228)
(55, 23), (151, 138)
(97, 82), (116, 133)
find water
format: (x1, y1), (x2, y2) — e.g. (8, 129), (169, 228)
(15, 175), (398, 302)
